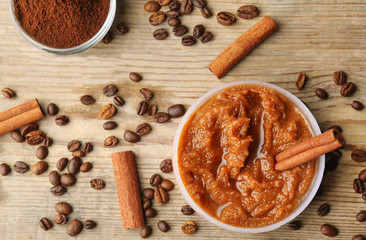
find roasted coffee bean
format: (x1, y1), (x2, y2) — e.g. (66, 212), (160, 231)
(0, 163), (11, 176)
(320, 224), (338, 237)
(160, 159), (173, 173)
(165, 10), (181, 17)
(340, 82), (356, 97)
(56, 158), (68, 171)
(102, 31), (113, 44)
(113, 96), (125, 106)
(157, 221), (170, 232)
(137, 101), (149, 116)
(362, 191), (366, 201)
(72, 150), (86, 158)
(25, 130), (45, 145)
(357, 211), (366, 222)
(182, 221), (197, 235)
(143, 188), (155, 199)
(60, 173), (76, 186)
(159, 0), (171, 5)
(55, 202), (73, 215)
(55, 115), (69, 126)
(145, 208), (157, 218)
(116, 22), (129, 35)
(180, 0), (193, 14)
(360, 169), (366, 181)
(140, 88), (153, 101)
(103, 84), (118, 97)
(328, 125), (342, 133)
(181, 205), (194, 215)
(351, 100), (364, 111)
(98, 104), (116, 119)
(80, 95), (95, 105)
(154, 187), (168, 204)
(103, 121), (117, 130)
(288, 220), (302, 230)
(333, 70), (347, 85)
(169, 0), (180, 10)
(67, 157), (82, 175)
(81, 142), (93, 153)
(50, 185), (66, 196)
(148, 104), (158, 116)
(140, 226), (152, 238)
(200, 7), (212, 18)
(144, 0), (161, 12)
(354, 178), (363, 193)
(21, 123), (38, 136)
(150, 173), (163, 187)
(153, 28), (169, 40)
(31, 161), (48, 175)
(143, 199), (152, 210)
(317, 203), (330, 216)
(168, 104), (185, 118)
(237, 5), (259, 19)
(325, 159), (338, 171)
(67, 140), (81, 152)
(295, 72), (307, 90)
(200, 31), (213, 43)
(315, 88), (328, 99)
(42, 137), (53, 147)
(182, 35), (196, 46)
(80, 162), (93, 173)
(217, 11), (236, 26)
(14, 161), (29, 173)
(1, 87), (15, 98)
(173, 25), (188, 36)
(129, 72), (143, 82)
(90, 179), (105, 190)
(192, 0), (206, 8)
(353, 235), (365, 240)
(36, 146), (48, 159)
(154, 112), (171, 123)
(67, 219), (83, 236)
(124, 130), (141, 143)
(104, 136), (119, 148)
(39, 217), (52, 231)
(149, 11), (166, 25)
(193, 24), (205, 38)
(47, 103), (59, 116)
(84, 220), (97, 229)
(54, 214), (67, 225)
(10, 130), (24, 142)
(160, 179), (174, 191)
(352, 149), (366, 162)
(136, 123), (152, 136)
(326, 150), (342, 161)
(168, 17), (180, 27)
(49, 171), (61, 186)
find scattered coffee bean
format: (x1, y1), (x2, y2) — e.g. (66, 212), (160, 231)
(326, 149), (342, 160)
(149, 11), (166, 25)
(72, 150), (86, 158)
(49, 171), (61, 186)
(181, 205), (194, 215)
(237, 5), (259, 19)
(353, 235), (365, 240)
(168, 17), (180, 27)
(21, 123), (38, 136)
(140, 88), (154, 101)
(129, 72), (143, 82)
(315, 88), (328, 99)
(144, 0), (161, 12)
(80, 162), (93, 173)
(84, 220), (97, 229)
(54, 214), (68, 225)
(200, 6), (212, 18)
(193, 24), (205, 38)
(182, 220), (197, 235)
(295, 72), (307, 90)
(217, 11), (236, 26)
(317, 203), (330, 216)
(55, 115), (69, 126)
(333, 70), (347, 85)
(39, 217), (52, 231)
(50, 185), (66, 196)
(320, 224), (338, 237)
(143, 188), (155, 199)
(42, 137), (53, 147)
(113, 96), (125, 106)
(145, 208), (157, 218)
(55, 202), (73, 215)
(67, 219), (83, 236)
(14, 161), (29, 173)
(173, 25), (188, 37)
(80, 95), (95, 105)
(354, 178), (363, 193)
(154, 112), (170, 123)
(165, 10), (181, 17)
(98, 104), (116, 119)
(158, 0), (171, 6)
(288, 220), (302, 230)
(180, 0), (193, 14)
(169, 0), (180, 10)
(81, 142), (93, 153)
(160, 179), (174, 191)
(192, 0), (206, 8)
(325, 158), (338, 171)
(11, 130), (24, 142)
(352, 149), (366, 162)
(167, 104), (185, 118)
(154, 187), (168, 204)
(153, 28), (168, 40)
(31, 161), (48, 175)
(60, 173), (76, 186)
(357, 211), (366, 222)
(150, 174), (162, 187)
(200, 31), (213, 43)
(67, 157), (82, 175)
(137, 101), (149, 116)
(36, 146), (48, 159)
(1, 87), (15, 98)
(102, 31), (113, 44)
(104, 135), (119, 148)
(160, 159), (173, 173)
(362, 191), (366, 201)
(47, 103), (59, 116)
(136, 123), (152, 136)
(328, 125), (342, 133)
(182, 35), (196, 46)
(148, 104), (158, 116)
(157, 221), (170, 232)
(351, 100), (364, 111)
(360, 169), (366, 181)
(143, 199), (152, 210)
(57, 157), (69, 171)
(116, 22), (129, 35)
(67, 140), (81, 152)
(140, 226), (152, 238)
(90, 179), (105, 190)
(25, 130), (45, 145)
(0, 163), (11, 176)
(103, 84), (118, 97)
(340, 82), (356, 97)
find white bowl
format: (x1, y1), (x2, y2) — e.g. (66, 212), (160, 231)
(172, 80), (324, 233)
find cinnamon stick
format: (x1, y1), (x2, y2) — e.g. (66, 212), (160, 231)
(274, 129), (344, 171)
(209, 16), (278, 79)
(111, 151), (145, 229)
(0, 99), (44, 136)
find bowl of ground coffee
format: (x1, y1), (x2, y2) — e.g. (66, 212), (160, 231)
(9, 0), (116, 54)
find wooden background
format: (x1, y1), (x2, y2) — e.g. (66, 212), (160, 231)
(0, 0), (366, 239)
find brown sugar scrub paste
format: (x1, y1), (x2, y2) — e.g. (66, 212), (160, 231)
(178, 85), (316, 228)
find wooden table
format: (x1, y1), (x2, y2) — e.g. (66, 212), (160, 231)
(0, 0), (365, 239)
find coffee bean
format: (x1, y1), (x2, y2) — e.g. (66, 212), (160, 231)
(315, 88), (328, 99)
(317, 203), (330, 216)
(47, 103), (59, 116)
(143, 188), (155, 199)
(181, 205), (194, 215)
(192, 0), (206, 8)
(193, 24), (205, 38)
(328, 125), (342, 133)
(167, 104), (185, 118)
(81, 142), (93, 153)
(0, 163), (11, 176)
(168, 17), (180, 27)
(80, 162), (93, 173)
(145, 208), (157, 218)
(140, 88), (154, 101)
(11, 130), (24, 142)
(1, 88), (15, 98)
(67, 157), (82, 175)
(217, 11), (236, 26)
(113, 96), (125, 106)
(31, 161), (48, 175)
(153, 28), (168, 40)
(42, 137), (53, 147)
(124, 130), (140, 143)
(54, 214), (68, 225)
(352, 149), (366, 162)
(50, 185), (66, 196)
(80, 95), (95, 105)
(104, 136), (119, 148)
(149, 11), (166, 25)
(140, 226), (152, 238)
(288, 220), (302, 230)
(21, 123), (38, 136)
(67, 219), (83, 236)
(157, 221), (170, 232)
(67, 140), (81, 152)
(56, 158), (69, 171)
(200, 7), (212, 18)
(160, 159), (173, 173)
(169, 0), (180, 10)
(36, 146), (48, 159)
(173, 25), (188, 37)
(237, 5), (259, 19)
(150, 173), (162, 187)
(182, 35), (196, 46)
(340, 82), (356, 97)
(353, 235), (365, 240)
(165, 10), (181, 17)
(362, 191), (366, 201)
(182, 221), (197, 235)
(357, 211), (366, 222)
(354, 178), (363, 193)
(295, 72), (307, 90)
(200, 31), (213, 43)
(84, 220), (97, 229)
(158, 0), (170, 5)
(320, 224), (338, 237)
(102, 31), (113, 44)
(325, 159), (338, 171)
(144, 0), (161, 12)
(49, 171), (61, 186)
(90, 179), (105, 190)
(55, 202), (73, 215)
(333, 70), (347, 85)
(55, 115), (69, 126)
(129, 72), (143, 82)
(351, 100), (364, 111)
(136, 123), (152, 136)
(60, 173), (76, 186)
(98, 104), (116, 119)
(103, 84), (118, 97)
(72, 150), (86, 158)
(148, 104), (158, 116)
(160, 179), (174, 191)
(14, 161), (29, 173)
(180, 0), (193, 15)
(137, 101), (149, 116)
(326, 149), (342, 161)
(25, 130), (45, 145)
(116, 22), (129, 35)
(143, 199), (152, 210)
(39, 217), (52, 231)
(154, 112), (171, 123)
(360, 169), (366, 181)
(154, 187), (168, 204)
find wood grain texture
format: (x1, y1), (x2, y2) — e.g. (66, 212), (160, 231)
(0, 0), (366, 239)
